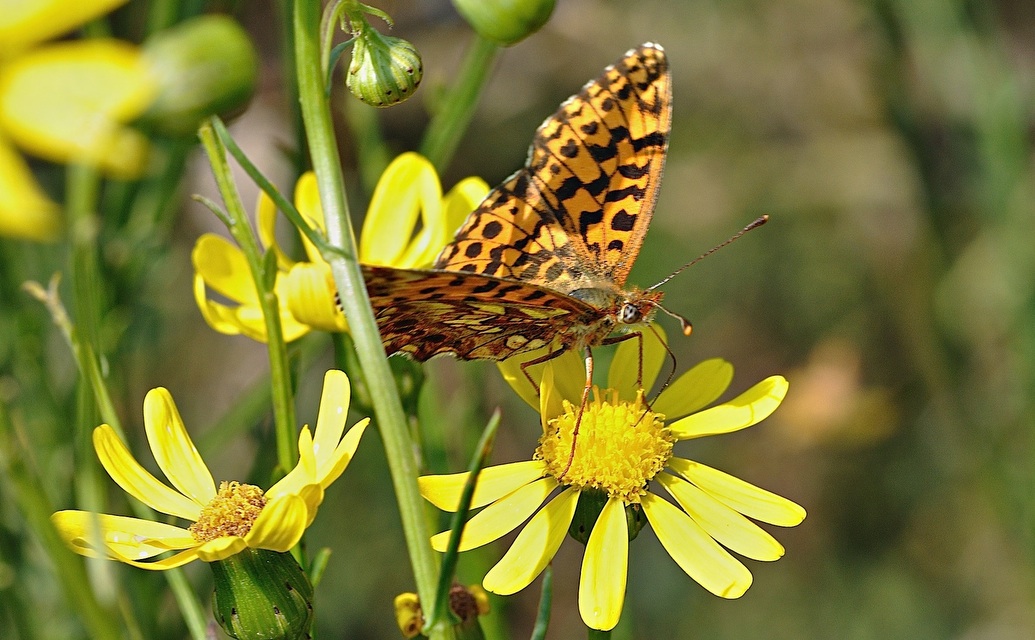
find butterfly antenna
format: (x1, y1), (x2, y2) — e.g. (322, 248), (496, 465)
(647, 215), (769, 292)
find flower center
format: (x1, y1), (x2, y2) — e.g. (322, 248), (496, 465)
(189, 481), (267, 543)
(537, 387), (673, 503)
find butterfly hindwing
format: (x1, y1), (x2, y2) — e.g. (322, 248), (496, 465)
(363, 265), (599, 362)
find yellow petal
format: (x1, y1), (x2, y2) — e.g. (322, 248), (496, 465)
(668, 458), (806, 527)
(641, 493), (752, 599)
(419, 460), (547, 512)
(316, 418), (368, 489)
(192, 234), (259, 304)
(92, 425), (201, 520)
(430, 477), (558, 552)
(482, 488), (579, 596)
(196, 536), (248, 562)
(497, 345), (584, 411)
(268, 427), (318, 503)
(244, 494), (308, 552)
(579, 497), (628, 631)
(0, 40), (156, 177)
(256, 181), (296, 271)
(0, 0), (128, 56)
(293, 171), (327, 262)
(112, 547), (202, 570)
(658, 473), (784, 561)
(0, 135), (59, 240)
(538, 364), (563, 428)
(143, 388), (215, 505)
(653, 358), (734, 420)
(312, 370), (351, 461)
(669, 375), (788, 440)
(282, 261), (347, 333)
(608, 323), (667, 400)
(193, 274), (270, 341)
(51, 510), (196, 562)
(361, 152), (441, 266)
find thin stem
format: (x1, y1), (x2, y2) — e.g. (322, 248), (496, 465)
(293, 3), (447, 639)
(197, 123), (299, 473)
(419, 35), (499, 173)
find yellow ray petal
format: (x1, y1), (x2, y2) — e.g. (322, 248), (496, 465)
(244, 494), (308, 552)
(668, 458), (806, 526)
(0, 40), (155, 177)
(361, 152), (441, 266)
(498, 346), (583, 411)
(653, 358), (733, 420)
(669, 375), (788, 440)
(608, 323), (667, 400)
(482, 487), (579, 595)
(143, 388), (215, 505)
(539, 365), (563, 427)
(92, 425), (201, 520)
(316, 418), (368, 489)
(312, 369), (351, 465)
(641, 493), (752, 599)
(196, 536), (248, 562)
(51, 510), (196, 561)
(0, 0), (128, 56)
(430, 477), (558, 552)
(281, 261), (344, 335)
(113, 547), (202, 570)
(579, 497), (628, 631)
(419, 460), (547, 511)
(658, 473), (784, 561)
(0, 136), (59, 240)
(191, 234), (260, 304)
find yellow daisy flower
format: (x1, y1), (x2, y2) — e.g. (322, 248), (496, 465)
(0, 0), (157, 240)
(51, 369), (368, 569)
(419, 329), (806, 631)
(192, 152), (488, 341)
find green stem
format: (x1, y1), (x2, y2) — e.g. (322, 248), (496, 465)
(0, 403), (121, 640)
(197, 124), (298, 473)
(419, 35), (499, 173)
(292, 2), (447, 638)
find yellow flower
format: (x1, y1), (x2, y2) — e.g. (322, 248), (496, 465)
(419, 328), (806, 631)
(51, 369), (368, 569)
(192, 152), (488, 341)
(0, 0), (158, 240)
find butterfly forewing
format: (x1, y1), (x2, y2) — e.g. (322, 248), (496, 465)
(435, 43), (671, 293)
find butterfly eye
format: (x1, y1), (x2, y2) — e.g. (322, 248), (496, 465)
(618, 303), (641, 324)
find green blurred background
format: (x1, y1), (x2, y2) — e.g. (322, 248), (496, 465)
(3, 0), (1035, 638)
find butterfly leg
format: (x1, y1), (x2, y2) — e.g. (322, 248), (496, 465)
(518, 345), (570, 396)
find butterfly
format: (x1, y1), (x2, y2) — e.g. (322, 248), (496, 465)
(362, 43), (681, 384)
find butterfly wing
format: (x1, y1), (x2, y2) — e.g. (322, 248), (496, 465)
(363, 265), (600, 362)
(435, 43), (671, 291)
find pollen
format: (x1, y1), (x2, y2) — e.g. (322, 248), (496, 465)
(188, 481), (267, 543)
(537, 388), (674, 503)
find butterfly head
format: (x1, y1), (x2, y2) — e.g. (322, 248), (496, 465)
(623, 289), (693, 337)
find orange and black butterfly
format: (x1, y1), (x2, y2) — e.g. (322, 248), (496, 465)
(362, 43), (681, 380)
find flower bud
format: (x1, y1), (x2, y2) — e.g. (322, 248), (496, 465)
(210, 548), (314, 640)
(451, 0), (555, 46)
(140, 15), (258, 136)
(347, 27), (422, 108)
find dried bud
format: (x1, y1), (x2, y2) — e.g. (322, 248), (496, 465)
(210, 548), (314, 640)
(347, 26), (422, 107)
(451, 0), (555, 46)
(140, 15), (258, 135)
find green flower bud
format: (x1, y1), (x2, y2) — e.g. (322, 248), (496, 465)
(569, 489), (646, 545)
(140, 15), (258, 136)
(210, 548), (314, 640)
(451, 0), (555, 46)
(347, 26), (422, 108)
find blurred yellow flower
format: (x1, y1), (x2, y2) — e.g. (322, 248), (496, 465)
(0, 0), (158, 240)
(51, 370), (367, 569)
(193, 152), (488, 341)
(420, 329), (806, 631)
